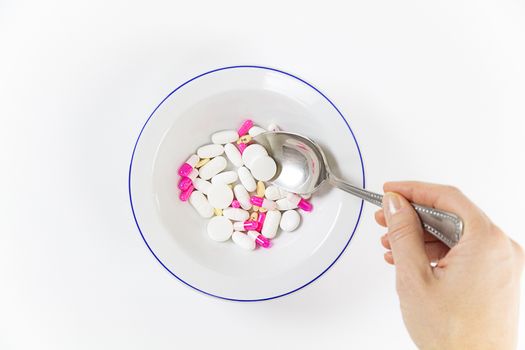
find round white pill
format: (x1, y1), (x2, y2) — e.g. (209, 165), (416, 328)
(232, 231), (256, 250)
(211, 171), (238, 185)
(193, 178), (212, 195)
(197, 144), (224, 158)
(223, 208), (249, 221)
(198, 156), (227, 180)
(249, 155), (276, 181)
(207, 183), (233, 209)
(261, 210), (281, 239)
(241, 144), (268, 169)
(237, 166), (257, 192)
(248, 126), (267, 137)
(224, 143), (243, 167)
(265, 185), (284, 201)
(189, 191), (214, 218)
(276, 198), (298, 211)
(207, 216), (233, 242)
(280, 210), (300, 231)
(211, 130), (238, 144)
(233, 184), (252, 210)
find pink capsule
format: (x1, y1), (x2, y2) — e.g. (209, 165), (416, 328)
(177, 169), (199, 190)
(237, 142), (248, 154)
(179, 184), (194, 201)
(231, 199), (241, 208)
(250, 196), (277, 210)
(248, 230), (271, 248)
(257, 211), (266, 231)
(237, 119), (254, 136)
(287, 193), (313, 212)
(233, 220), (259, 231)
(178, 154), (199, 177)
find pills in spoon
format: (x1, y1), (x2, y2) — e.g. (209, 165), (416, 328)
(176, 119), (314, 251)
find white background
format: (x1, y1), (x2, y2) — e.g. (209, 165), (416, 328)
(1, 1), (524, 349)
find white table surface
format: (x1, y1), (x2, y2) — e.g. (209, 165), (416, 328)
(1, 1), (524, 349)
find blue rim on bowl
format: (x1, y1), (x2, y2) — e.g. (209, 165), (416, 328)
(128, 65), (366, 302)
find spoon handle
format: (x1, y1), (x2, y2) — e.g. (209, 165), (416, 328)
(328, 177), (463, 247)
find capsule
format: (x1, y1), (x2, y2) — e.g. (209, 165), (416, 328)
(198, 156), (227, 180)
(211, 130), (238, 144)
(247, 230), (271, 248)
(286, 193), (313, 212)
(178, 154), (199, 177)
(261, 210), (281, 239)
(233, 220), (259, 231)
(189, 191), (213, 218)
(231, 200), (241, 208)
(237, 119), (254, 136)
(233, 184), (252, 210)
(197, 144), (224, 158)
(179, 184), (194, 202)
(224, 143), (243, 167)
(238, 166), (257, 192)
(250, 196), (277, 210)
(232, 231), (256, 250)
(211, 171), (238, 185)
(237, 142), (248, 154)
(178, 168), (199, 190)
(193, 178), (212, 195)
(223, 208), (250, 221)
(256, 211), (266, 231)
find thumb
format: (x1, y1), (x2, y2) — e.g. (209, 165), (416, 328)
(383, 192), (430, 277)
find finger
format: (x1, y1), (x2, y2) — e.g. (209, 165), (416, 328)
(375, 209), (386, 227)
(381, 233), (389, 249)
(383, 192), (432, 278)
(383, 181), (489, 237)
(384, 251), (394, 265)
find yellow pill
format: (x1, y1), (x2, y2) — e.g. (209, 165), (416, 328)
(195, 158), (210, 168)
(259, 207), (268, 213)
(256, 181), (265, 197)
(214, 208), (223, 216)
(250, 212), (259, 221)
(252, 206), (259, 212)
(238, 135), (252, 144)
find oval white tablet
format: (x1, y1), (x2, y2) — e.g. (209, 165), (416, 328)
(198, 156), (227, 180)
(189, 191), (213, 218)
(193, 178), (212, 195)
(261, 210), (281, 238)
(211, 130), (238, 144)
(232, 231), (255, 250)
(207, 183), (234, 209)
(197, 144), (224, 158)
(233, 184), (252, 210)
(249, 155), (276, 181)
(224, 143), (243, 167)
(276, 198), (297, 210)
(248, 126), (266, 137)
(241, 144), (268, 169)
(237, 166), (256, 192)
(280, 210), (300, 231)
(207, 216), (233, 242)
(211, 171), (238, 184)
(223, 208), (249, 221)
(265, 185), (284, 201)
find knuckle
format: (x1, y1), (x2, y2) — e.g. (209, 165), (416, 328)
(444, 185), (462, 196)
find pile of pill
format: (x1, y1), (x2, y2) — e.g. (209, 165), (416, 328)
(177, 120), (313, 251)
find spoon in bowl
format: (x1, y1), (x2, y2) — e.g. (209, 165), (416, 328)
(254, 131), (463, 247)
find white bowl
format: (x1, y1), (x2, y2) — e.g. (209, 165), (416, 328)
(129, 66), (365, 301)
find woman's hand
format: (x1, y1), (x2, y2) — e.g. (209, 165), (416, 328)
(375, 181), (524, 350)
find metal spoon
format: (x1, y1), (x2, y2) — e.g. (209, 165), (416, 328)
(254, 131), (463, 247)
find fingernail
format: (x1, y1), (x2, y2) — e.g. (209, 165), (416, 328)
(383, 192), (401, 223)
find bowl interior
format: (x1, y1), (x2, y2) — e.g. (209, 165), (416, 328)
(130, 67), (364, 300)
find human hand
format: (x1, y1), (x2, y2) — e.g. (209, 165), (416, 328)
(375, 182), (524, 350)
